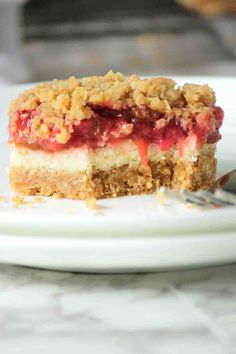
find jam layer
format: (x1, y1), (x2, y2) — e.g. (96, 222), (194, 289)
(9, 106), (224, 155)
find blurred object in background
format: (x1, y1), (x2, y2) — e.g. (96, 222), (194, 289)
(0, 0), (30, 84)
(0, 0), (236, 83)
(178, 0), (236, 68)
(178, 0), (236, 16)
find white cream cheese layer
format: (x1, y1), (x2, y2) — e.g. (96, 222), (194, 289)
(10, 140), (209, 173)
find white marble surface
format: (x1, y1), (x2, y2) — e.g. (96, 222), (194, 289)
(0, 264), (235, 353)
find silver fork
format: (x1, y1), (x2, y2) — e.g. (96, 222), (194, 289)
(163, 169), (236, 207)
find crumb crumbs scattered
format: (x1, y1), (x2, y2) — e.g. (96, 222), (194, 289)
(34, 196), (43, 203)
(9, 195), (46, 208)
(26, 202), (34, 208)
(67, 209), (76, 214)
(157, 187), (167, 206)
(185, 202), (195, 209)
(12, 194), (25, 207)
(52, 193), (62, 199)
(0, 196), (7, 202)
(85, 198), (97, 209)
(185, 202), (206, 210)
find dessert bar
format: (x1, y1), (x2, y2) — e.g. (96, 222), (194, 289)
(8, 71), (224, 199)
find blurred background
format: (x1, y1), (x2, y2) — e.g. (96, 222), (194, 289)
(0, 0), (235, 84)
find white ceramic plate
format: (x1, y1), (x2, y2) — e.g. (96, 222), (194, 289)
(0, 76), (235, 272)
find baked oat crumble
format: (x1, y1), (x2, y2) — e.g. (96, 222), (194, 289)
(9, 71), (216, 145)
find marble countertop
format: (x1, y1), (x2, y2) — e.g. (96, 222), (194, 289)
(0, 264), (235, 353)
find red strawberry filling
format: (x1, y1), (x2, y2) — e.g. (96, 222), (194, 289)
(9, 106), (224, 158)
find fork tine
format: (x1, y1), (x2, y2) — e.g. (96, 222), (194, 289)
(162, 188), (236, 207)
(180, 190), (210, 205)
(214, 189), (236, 205)
(198, 192), (234, 206)
(163, 189), (204, 205)
(179, 190), (235, 207)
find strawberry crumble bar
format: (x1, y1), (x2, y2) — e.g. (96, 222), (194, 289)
(8, 71), (224, 199)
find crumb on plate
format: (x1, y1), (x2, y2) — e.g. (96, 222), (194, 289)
(12, 194), (25, 207)
(85, 198), (97, 209)
(157, 187), (167, 206)
(0, 196), (7, 202)
(34, 196), (43, 203)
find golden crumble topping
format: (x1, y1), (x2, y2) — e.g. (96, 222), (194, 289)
(9, 71), (216, 144)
